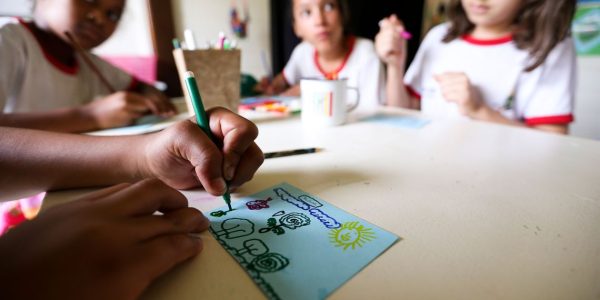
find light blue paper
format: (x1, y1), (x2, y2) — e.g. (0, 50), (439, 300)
(363, 114), (431, 129)
(207, 183), (399, 300)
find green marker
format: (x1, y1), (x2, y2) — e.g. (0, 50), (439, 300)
(184, 71), (232, 211)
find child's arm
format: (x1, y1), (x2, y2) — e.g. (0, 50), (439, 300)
(0, 107), (263, 200)
(0, 178), (210, 299)
(256, 73), (291, 96)
(0, 88), (177, 133)
(434, 72), (568, 134)
(375, 15), (419, 109)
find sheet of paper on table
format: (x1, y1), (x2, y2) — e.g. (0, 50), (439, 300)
(206, 183), (399, 300)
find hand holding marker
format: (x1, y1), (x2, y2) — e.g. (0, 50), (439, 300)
(184, 71), (232, 211)
(378, 19), (412, 40)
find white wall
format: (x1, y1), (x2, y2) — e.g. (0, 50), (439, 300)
(171, 0), (271, 78)
(572, 57), (600, 140)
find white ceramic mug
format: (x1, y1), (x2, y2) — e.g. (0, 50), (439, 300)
(300, 79), (360, 127)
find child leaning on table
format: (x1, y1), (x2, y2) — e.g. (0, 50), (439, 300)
(376, 0), (577, 134)
(258, 0), (385, 111)
(0, 108), (264, 299)
(0, 0), (178, 231)
(0, 0), (176, 133)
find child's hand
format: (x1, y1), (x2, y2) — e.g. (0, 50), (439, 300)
(140, 107), (264, 195)
(375, 14), (407, 69)
(434, 72), (486, 118)
(0, 179), (209, 299)
(137, 83), (178, 117)
(83, 91), (164, 129)
(255, 77), (275, 95)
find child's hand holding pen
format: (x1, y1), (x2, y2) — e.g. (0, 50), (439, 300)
(140, 107), (264, 195)
(81, 90), (175, 129)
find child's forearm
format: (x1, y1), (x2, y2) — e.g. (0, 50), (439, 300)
(0, 127), (144, 200)
(270, 74), (290, 95)
(385, 66), (416, 109)
(0, 107), (99, 133)
(472, 106), (568, 134)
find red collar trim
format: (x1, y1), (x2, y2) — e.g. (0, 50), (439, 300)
(17, 18), (79, 75)
(462, 34), (513, 46)
(313, 36), (356, 80)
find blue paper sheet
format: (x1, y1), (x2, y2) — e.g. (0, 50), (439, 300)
(363, 114), (431, 129)
(207, 183), (399, 300)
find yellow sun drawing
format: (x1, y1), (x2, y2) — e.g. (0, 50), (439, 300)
(329, 221), (376, 250)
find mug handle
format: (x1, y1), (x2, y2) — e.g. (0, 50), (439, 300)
(347, 87), (360, 112)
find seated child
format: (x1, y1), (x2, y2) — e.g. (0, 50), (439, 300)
(260, 0), (385, 112)
(0, 0), (176, 133)
(376, 0), (577, 134)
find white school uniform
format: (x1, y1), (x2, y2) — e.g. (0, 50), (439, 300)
(283, 36), (385, 112)
(405, 23), (576, 126)
(0, 17), (136, 113)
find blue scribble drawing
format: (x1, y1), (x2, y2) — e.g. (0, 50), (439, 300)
(274, 188), (341, 229)
(309, 208), (341, 229)
(298, 195), (323, 208)
(275, 188), (311, 210)
(259, 212), (311, 235)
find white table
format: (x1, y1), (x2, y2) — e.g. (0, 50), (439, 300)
(44, 108), (600, 299)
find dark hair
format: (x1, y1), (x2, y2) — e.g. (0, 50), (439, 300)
(290, 0), (352, 36)
(443, 0), (577, 71)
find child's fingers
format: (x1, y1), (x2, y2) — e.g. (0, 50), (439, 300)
(121, 93), (153, 114)
(229, 143), (263, 188)
(132, 233), (203, 285)
(102, 179), (189, 216)
(128, 208), (209, 241)
(146, 92), (177, 115)
(77, 183), (132, 202)
(206, 108), (260, 181)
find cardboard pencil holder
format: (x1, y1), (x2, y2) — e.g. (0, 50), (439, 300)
(173, 49), (241, 115)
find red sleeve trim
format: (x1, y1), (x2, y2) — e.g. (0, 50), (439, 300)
(525, 114), (574, 126)
(126, 76), (140, 92)
(17, 18), (79, 75)
(405, 85), (421, 100)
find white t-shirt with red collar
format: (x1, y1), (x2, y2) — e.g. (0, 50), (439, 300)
(405, 23), (576, 126)
(283, 36), (385, 112)
(0, 17), (135, 113)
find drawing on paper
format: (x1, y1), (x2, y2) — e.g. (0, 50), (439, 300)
(207, 183), (400, 300)
(211, 233), (290, 300)
(274, 188), (341, 229)
(211, 218), (255, 239)
(329, 221), (376, 250)
(210, 208), (236, 218)
(247, 197), (273, 210)
(259, 212), (311, 235)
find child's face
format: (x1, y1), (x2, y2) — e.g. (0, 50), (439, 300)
(293, 0), (344, 52)
(36, 0), (125, 49)
(461, 0), (522, 30)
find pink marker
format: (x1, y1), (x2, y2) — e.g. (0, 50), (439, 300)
(400, 31), (413, 40)
(379, 20), (412, 40)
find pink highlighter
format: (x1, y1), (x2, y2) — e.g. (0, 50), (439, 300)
(400, 31), (413, 40)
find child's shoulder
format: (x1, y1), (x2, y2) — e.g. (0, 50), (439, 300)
(0, 17), (30, 47)
(351, 37), (379, 57)
(423, 23), (451, 42)
(0, 17), (24, 30)
(0, 17), (30, 40)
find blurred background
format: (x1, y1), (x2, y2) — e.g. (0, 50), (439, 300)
(1, 0), (598, 140)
